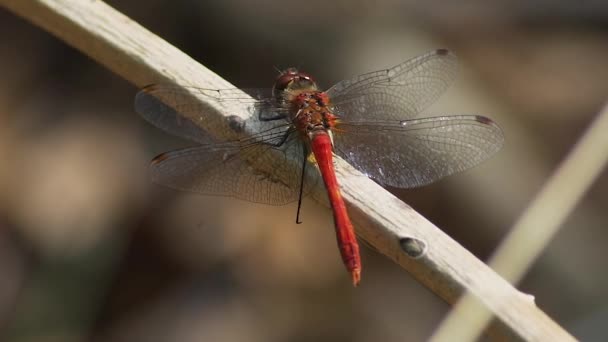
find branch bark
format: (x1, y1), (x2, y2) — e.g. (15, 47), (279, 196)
(0, 0), (577, 340)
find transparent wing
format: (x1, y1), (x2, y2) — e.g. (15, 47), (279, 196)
(149, 131), (317, 205)
(333, 115), (504, 188)
(326, 49), (458, 122)
(134, 84), (288, 144)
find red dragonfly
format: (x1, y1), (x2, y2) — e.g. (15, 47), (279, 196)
(135, 49), (504, 286)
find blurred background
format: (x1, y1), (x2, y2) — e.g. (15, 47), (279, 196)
(1, 0), (607, 341)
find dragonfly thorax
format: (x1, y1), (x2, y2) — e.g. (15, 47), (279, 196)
(290, 90), (338, 139)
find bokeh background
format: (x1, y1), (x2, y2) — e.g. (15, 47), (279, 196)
(1, 1), (607, 341)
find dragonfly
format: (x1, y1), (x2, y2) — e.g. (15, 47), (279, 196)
(134, 49), (504, 286)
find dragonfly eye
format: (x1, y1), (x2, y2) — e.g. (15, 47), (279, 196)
(273, 68), (317, 100)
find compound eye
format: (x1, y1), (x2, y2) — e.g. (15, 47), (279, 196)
(274, 68), (299, 93)
(297, 71), (314, 83)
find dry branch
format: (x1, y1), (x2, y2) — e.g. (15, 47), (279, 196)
(431, 102), (608, 341)
(0, 0), (577, 340)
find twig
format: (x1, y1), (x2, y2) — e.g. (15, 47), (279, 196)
(0, 0), (577, 340)
(431, 102), (608, 341)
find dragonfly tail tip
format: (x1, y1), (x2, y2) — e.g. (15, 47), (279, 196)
(351, 269), (361, 287)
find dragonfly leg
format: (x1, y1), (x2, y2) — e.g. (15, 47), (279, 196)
(295, 145), (309, 224)
(259, 112), (289, 121)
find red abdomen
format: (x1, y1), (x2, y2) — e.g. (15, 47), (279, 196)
(310, 130), (361, 286)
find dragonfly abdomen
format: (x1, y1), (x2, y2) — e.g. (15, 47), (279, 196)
(310, 130), (361, 286)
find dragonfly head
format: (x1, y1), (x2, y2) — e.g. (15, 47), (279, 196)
(273, 68), (318, 101)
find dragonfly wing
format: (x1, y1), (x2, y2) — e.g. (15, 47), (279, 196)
(333, 115), (504, 188)
(135, 84), (289, 144)
(149, 133), (314, 205)
(327, 49), (458, 122)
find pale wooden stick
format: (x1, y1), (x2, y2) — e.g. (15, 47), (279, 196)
(0, 0), (577, 340)
(431, 102), (608, 342)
